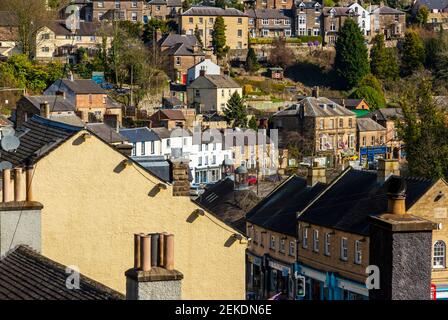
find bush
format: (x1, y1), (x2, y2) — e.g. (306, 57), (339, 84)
(350, 85), (386, 110)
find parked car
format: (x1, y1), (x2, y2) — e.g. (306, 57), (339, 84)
(101, 82), (115, 90)
(247, 175), (257, 185)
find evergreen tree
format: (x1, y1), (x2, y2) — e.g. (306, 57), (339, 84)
(248, 116), (258, 130)
(215, 0), (226, 8)
(397, 78), (448, 179)
(194, 25), (203, 47)
(400, 31), (425, 77)
(246, 47), (259, 73)
(223, 92), (248, 128)
(212, 16), (229, 61)
(334, 19), (370, 89)
(369, 35), (400, 81)
(415, 6), (429, 26)
(182, 0), (191, 11)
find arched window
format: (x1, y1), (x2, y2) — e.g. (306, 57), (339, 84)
(433, 241), (446, 268)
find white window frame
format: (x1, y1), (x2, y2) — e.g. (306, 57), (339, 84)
(302, 228), (308, 249)
(313, 229), (319, 252)
(434, 241), (446, 269)
(270, 235), (276, 250)
(280, 239), (285, 253)
(340, 237), (348, 261)
(354, 240), (362, 265)
(324, 233), (331, 256)
(289, 241), (295, 256)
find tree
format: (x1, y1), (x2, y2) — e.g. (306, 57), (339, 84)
(223, 92), (248, 128)
(268, 38), (295, 69)
(248, 116), (258, 130)
(212, 16), (229, 61)
(0, 0), (61, 59)
(397, 78), (448, 180)
(350, 85), (386, 110)
(358, 74), (383, 93)
(194, 25), (203, 47)
(370, 34), (400, 80)
(215, 0), (226, 8)
(400, 31), (425, 77)
(415, 6), (429, 26)
(334, 19), (370, 89)
(246, 47), (259, 73)
(182, 0), (191, 11)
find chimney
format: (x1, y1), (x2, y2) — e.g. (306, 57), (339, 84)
(312, 86), (319, 98)
(377, 158), (400, 183)
(171, 161), (190, 197)
(25, 166), (34, 202)
(115, 144), (134, 156)
(13, 167), (25, 202)
(40, 101), (50, 119)
(0, 167), (42, 256)
(307, 161), (326, 187)
(199, 69), (206, 77)
(125, 232), (183, 300)
(368, 177), (437, 300)
(2, 168), (13, 202)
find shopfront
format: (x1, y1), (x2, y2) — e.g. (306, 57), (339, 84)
(295, 263), (369, 300)
(246, 253), (263, 299)
(266, 258), (294, 299)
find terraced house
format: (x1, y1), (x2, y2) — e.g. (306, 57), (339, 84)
(292, 1), (322, 37)
(368, 4), (406, 39)
(180, 6), (249, 50)
(322, 6), (359, 44)
(247, 8), (294, 38)
(92, 0), (148, 22)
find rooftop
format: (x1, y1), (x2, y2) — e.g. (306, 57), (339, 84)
(414, 0), (448, 10)
(86, 123), (128, 144)
(188, 74), (241, 89)
(274, 97), (356, 117)
(361, 107), (404, 122)
(51, 79), (106, 94)
(356, 117), (387, 132)
(119, 127), (160, 143)
(20, 95), (76, 113)
(299, 168), (436, 236)
(246, 175), (326, 236)
(182, 6), (248, 16)
(45, 20), (113, 37)
(246, 8), (293, 19)
(0, 246), (123, 300)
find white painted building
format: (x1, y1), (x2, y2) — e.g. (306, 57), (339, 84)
(119, 127), (161, 157)
(348, 3), (371, 36)
(186, 59), (221, 85)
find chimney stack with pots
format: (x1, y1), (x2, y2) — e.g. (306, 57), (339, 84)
(377, 158), (400, 183)
(307, 161), (326, 187)
(171, 161), (190, 197)
(40, 102), (50, 119)
(199, 69), (206, 77)
(125, 232), (183, 300)
(312, 86), (319, 98)
(368, 176), (436, 300)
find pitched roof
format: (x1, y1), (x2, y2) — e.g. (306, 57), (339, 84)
(160, 109), (186, 120)
(274, 97), (356, 117)
(246, 175), (326, 236)
(20, 95), (76, 112)
(182, 6), (248, 16)
(0, 115), (82, 166)
(132, 155), (172, 182)
(298, 168), (435, 236)
(165, 42), (205, 56)
(329, 98), (366, 109)
(323, 7), (359, 16)
(159, 34), (199, 48)
(361, 107), (404, 122)
(369, 5), (405, 14)
(45, 20), (112, 37)
(86, 123), (128, 144)
(414, 0), (448, 10)
(188, 75), (241, 89)
(194, 178), (260, 234)
(53, 79), (106, 94)
(246, 8), (293, 19)
(356, 118), (386, 132)
(119, 127), (160, 143)
(48, 114), (85, 127)
(0, 246), (123, 300)
(295, 1), (321, 9)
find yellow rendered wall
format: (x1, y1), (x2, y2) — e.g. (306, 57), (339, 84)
(33, 131), (246, 299)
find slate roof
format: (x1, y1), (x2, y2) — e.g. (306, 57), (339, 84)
(295, 1), (321, 9)
(48, 114), (85, 127)
(246, 175), (326, 236)
(0, 246), (123, 300)
(86, 123), (128, 144)
(329, 98), (365, 109)
(195, 178), (260, 234)
(159, 34), (199, 48)
(132, 156), (172, 182)
(160, 109), (186, 120)
(356, 118), (386, 132)
(298, 168), (435, 236)
(182, 6), (248, 16)
(274, 97), (356, 117)
(46, 20), (112, 36)
(53, 79), (106, 94)
(165, 42), (205, 56)
(0, 115), (82, 166)
(246, 8), (293, 19)
(20, 95), (76, 112)
(414, 0), (448, 10)
(369, 5), (405, 14)
(119, 127), (160, 143)
(361, 108), (403, 122)
(323, 7), (359, 16)
(188, 75), (241, 89)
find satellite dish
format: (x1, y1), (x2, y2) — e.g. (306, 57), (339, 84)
(0, 161), (13, 171)
(1, 135), (20, 152)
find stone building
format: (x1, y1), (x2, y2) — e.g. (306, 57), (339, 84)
(368, 4), (406, 39)
(271, 94), (357, 166)
(180, 6), (249, 50)
(322, 7), (358, 45)
(293, 1), (323, 37)
(356, 117), (387, 166)
(247, 0), (295, 10)
(247, 8), (294, 38)
(147, 0), (182, 20)
(92, 0), (148, 22)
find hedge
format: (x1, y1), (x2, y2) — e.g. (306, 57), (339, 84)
(249, 36), (322, 45)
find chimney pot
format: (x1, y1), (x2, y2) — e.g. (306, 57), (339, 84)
(164, 234), (174, 271)
(151, 233), (159, 267)
(40, 102), (50, 119)
(312, 86), (319, 98)
(25, 166), (34, 202)
(2, 168), (13, 202)
(134, 233), (143, 269)
(14, 167), (25, 202)
(140, 235), (151, 271)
